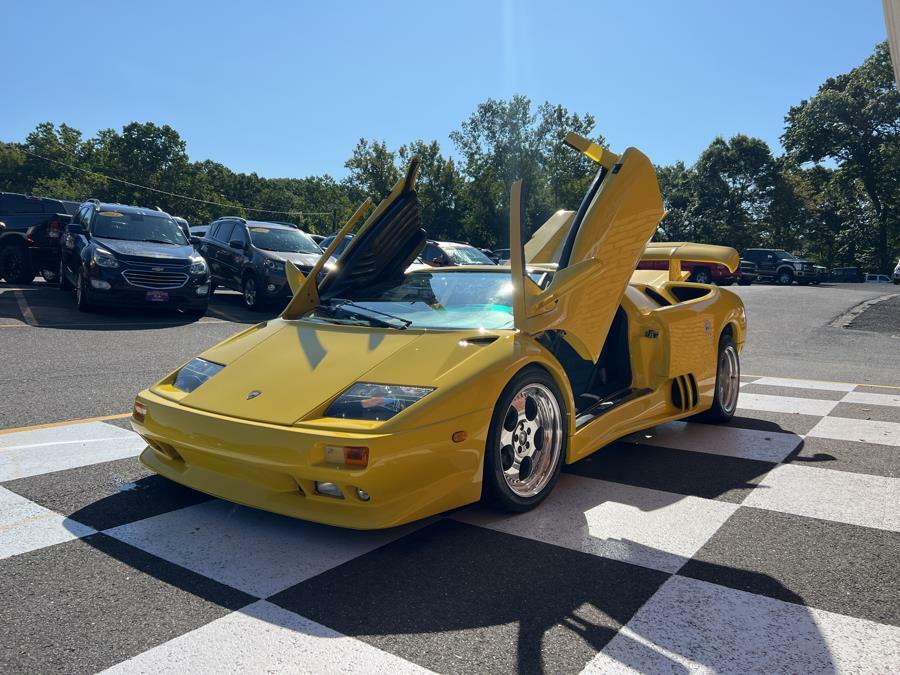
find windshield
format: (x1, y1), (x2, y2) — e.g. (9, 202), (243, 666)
(92, 210), (188, 245)
(248, 226), (321, 253)
(305, 270), (544, 330)
(773, 251), (797, 261)
(445, 245), (495, 265)
(322, 235), (353, 256)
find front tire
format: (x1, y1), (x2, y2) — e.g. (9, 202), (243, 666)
(777, 268), (794, 285)
(737, 277), (752, 286)
(695, 333), (740, 423)
(75, 270), (93, 312)
(58, 259), (73, 290)
(242, 275), (261, 310)
(483, 367), (567, 512)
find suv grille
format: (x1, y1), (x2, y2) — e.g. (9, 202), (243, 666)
(122, 269), (188, 289)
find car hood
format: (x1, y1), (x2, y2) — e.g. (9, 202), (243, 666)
(265, 251), (323, 269)
(177, 319), (499, 426)
(94, 237), (194, 263)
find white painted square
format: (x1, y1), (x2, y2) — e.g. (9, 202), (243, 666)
(584, 576), (900, 674)
(0, 486), (95, 559)
(101, 600), (433, 674)
(105, 500), (426, 597)
(624, 421), (801, 463)
(752, 377), (855, 392)
(807, 416), (900, 447)
(737, 393), (837, 417)
(453, 474), (738, 574)
(841, 390), (900, 408)
(741, 463), (900, 532)
(0, 421), (145, 481)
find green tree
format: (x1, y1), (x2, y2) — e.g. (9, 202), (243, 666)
(783, 41), (900, 271)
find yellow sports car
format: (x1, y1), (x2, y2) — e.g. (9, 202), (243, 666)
(132, 133), (746, 529)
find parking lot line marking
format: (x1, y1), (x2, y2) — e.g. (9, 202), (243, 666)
(743, 374), (900, 391)
(13, 289), (37, 326)
(0, 413), (131, 436)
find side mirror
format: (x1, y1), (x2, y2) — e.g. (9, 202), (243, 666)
(189, 236), (201, 246)
(229, 239), (244, 250)
(67, 223), (84, 236)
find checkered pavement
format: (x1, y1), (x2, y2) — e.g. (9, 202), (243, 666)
(1, 376), (898, 674)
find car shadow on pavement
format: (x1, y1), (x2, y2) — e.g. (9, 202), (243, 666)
(58, 422), (839, 674)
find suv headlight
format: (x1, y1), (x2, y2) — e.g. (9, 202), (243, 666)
(93, 247), (119, 268)
(173, 358), (224, 393)
(189, 257), (208, 275)
(263, 258), (285, 273)
(793, 262), (803, 269)
(324, 383), (434, 421)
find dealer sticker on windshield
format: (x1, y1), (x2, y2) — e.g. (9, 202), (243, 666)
(99, 211), (123, 217)
(250, 227), (270, 233)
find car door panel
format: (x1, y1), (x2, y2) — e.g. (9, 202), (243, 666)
(510, 141), (664, 363)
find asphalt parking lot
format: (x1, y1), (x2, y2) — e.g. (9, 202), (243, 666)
(1, 278), (898, 673)
(1, 279), (897, 430)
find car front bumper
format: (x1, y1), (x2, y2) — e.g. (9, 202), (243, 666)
(132, 389), (488, 529)
(87, 266), (210, 308)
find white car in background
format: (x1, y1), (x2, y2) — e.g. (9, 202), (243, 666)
(865, 273), (892, 283)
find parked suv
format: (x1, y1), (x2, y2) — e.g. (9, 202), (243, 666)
(741, 248), (818, 285)
(199, 218), (327, 309)
(0, 192), (78, 283)
(831, 267), (865, 283)
(60, 201), (210, 314)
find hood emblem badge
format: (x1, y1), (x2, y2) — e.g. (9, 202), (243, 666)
(151, 267), (164, 272)
(246, 390), (262, 400)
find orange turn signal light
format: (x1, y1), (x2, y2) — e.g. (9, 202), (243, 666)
(133, 400), (147, 422)
(343, 446), (369, 466)
(325, 445), (369, 467)
(451, 431), (467, 443)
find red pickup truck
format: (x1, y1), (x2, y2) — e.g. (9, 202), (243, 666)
(636, 258), (746, 285)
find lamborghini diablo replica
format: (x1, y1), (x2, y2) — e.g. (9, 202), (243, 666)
(132, 133), (746, 529)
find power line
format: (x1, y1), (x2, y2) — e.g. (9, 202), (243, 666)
(20, 149), (334, 217)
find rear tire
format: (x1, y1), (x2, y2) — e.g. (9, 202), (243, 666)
(483, 366), (567, 512)
(691, 268), (712, 284)
(694, 334), (739, 423)
(0, 245), (36, 284)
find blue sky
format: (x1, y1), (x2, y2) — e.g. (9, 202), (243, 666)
(3, 1), (888, 178)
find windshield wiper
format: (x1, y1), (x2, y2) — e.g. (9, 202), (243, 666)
(322, 298), (411, 329)
(144, 239), (177, 245)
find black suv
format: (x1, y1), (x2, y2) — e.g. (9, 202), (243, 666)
(60, 201), (211, 313)
(0, 192), (79, 284)
(198, 218), (327, 309)
(741, 248), (818, 285)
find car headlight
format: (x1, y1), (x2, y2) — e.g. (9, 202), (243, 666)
(93, 247), (119, 268)
(324, 383), (434, 421)
(263, 258), (285, 273)
(173, 358), (224, 393)
(189, 257), (208, 274)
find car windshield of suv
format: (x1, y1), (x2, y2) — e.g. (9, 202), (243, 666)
(305, 270), (544, 330)
(92, 210), (188, 245)
(248, 226), (321, 253)
(445, 245), (495, 265)
(774, 251), (798, 261)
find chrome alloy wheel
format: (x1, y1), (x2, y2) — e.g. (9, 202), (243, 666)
(498, 383), (563, 497)
(243, 277), (257, 307)
(718, 343), (740, 414)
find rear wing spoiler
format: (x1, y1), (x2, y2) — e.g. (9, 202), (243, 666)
(642, 242), (740, 281)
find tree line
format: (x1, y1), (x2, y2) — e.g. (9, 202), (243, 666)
(1, 42), (897, 271)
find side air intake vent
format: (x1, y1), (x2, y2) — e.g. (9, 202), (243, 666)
(671, 374), (699, 411)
